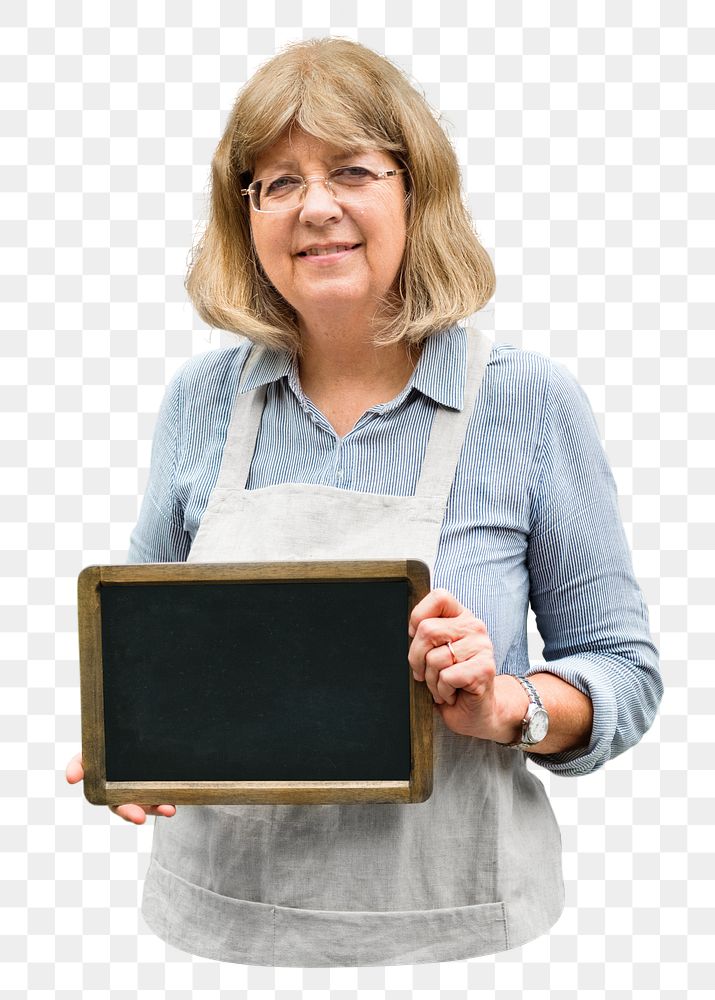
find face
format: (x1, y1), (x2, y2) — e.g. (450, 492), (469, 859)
(249, 128), (408, 334)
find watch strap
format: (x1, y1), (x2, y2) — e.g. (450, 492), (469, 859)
(505, 675), (546, 750)
(517, 676), (543, 709)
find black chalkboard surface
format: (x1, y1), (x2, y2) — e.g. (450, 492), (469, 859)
(78, 560), (432, 805)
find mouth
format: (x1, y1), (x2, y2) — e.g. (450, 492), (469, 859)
(296, 243), (362, 257)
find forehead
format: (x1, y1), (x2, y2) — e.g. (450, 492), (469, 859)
(253, 129), (384, 175)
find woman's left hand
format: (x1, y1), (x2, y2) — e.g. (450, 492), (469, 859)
(408, 588), (509, 741)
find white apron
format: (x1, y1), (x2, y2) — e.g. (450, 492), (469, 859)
(141, 328), (564, 966)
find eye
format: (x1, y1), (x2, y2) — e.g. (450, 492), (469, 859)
(330, 166), (375, 185)
(264, 175), (302, 197)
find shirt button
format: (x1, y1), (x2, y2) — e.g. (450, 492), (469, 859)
(336, 469), (343, 479)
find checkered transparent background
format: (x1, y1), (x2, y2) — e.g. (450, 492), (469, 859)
(2, 1), (714, 996)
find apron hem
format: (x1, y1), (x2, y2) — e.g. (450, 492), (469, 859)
(141, 856), (562, 967)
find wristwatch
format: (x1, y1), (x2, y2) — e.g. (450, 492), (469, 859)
(506, 676), (549, 750)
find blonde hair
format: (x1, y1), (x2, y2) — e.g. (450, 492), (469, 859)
(185, 37), (495, 352)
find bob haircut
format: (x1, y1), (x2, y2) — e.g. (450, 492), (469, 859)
(185, 37), (496, 353)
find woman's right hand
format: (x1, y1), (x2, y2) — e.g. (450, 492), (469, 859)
(65, 751), (176, 825)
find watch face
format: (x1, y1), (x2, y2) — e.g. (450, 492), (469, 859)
(527, 708), (549, 743)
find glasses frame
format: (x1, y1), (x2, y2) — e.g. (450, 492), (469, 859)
(241, 166), (407, 213)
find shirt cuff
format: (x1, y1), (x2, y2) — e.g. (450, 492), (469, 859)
(523, 657), (619, 776)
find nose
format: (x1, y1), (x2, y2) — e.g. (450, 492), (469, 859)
(298, 174), (343, 225)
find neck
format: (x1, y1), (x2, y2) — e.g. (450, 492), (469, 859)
(296, 316), (419, 437)
(298, 323), (416, 396)
(297, 302), (383, 357)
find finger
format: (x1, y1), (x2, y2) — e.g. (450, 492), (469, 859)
(409, 611), (481, 673)
(436, 672), (458, 705)
(408, 588), (466, 638)
(109, 803), (176, 824)
(437, 658), (496, 699)
(110, 803), (148, 824)
(65, 752), (84, 784)
(420, 645), (455, 701)
(151, 804), (177, 817)
(441, 629), (491, 666)
(425, 661), (457, 705)
(424, 643), (496, 705)
(408, 615), (459, 669)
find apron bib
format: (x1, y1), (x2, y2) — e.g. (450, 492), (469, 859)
(140, 328), (564, 966)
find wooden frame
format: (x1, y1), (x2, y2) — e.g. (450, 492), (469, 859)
(78, 559), (433, 805)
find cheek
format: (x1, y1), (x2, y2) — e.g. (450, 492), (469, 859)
(372, 186), (407, 230)
(382, 196), (408, 258)
(359, 197), (407, 269)
(376, 223), (407, 277)
(250, 221), (289, 282)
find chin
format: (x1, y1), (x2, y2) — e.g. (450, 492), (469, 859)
(295, 286), (368, 312)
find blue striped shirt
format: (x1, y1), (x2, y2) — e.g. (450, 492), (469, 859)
(127, 325), (662, 776)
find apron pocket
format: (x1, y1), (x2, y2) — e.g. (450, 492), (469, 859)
(273, 897), (509, 966)
(142, 856), (509, 967)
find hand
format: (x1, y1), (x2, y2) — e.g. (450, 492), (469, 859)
(408, 588), (514, 742)
(65, 751), (176, 825)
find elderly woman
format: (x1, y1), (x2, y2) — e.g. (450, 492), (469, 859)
(67, 37), (662, 966)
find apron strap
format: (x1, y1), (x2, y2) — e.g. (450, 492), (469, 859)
(214, 327), (492, 495)
(413, 327), (492, 499)
(211, 351), (268, 493)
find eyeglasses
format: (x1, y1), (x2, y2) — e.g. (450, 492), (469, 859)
(241, 165), (407, 213)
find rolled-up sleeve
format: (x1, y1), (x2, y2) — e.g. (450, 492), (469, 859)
(126, 364), (192, 565)
(524, 361), (662, 776)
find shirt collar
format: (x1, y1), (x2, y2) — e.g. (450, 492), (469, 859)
(238, 343), (293, 393)
(411, 324), (467, 410)
(237, 323), (469, 411)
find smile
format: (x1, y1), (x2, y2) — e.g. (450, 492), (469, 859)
(296, 243), (361, 257)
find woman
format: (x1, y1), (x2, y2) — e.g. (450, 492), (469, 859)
(67, 37), (662, 966)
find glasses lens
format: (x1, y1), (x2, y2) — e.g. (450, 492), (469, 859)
(253, 175), (303, 212)
(329, 166), (375, 188)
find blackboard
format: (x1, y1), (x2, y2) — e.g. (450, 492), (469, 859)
(77, 560), (432, 804)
